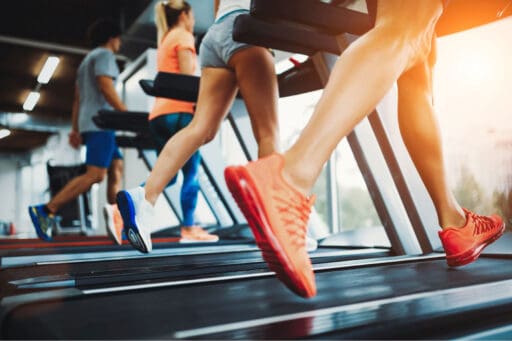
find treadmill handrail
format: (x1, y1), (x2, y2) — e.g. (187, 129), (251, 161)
(233, 14), (340, 56)
(139, 79), (155, 97)
(250, 0), (372, 36)
(94, 110), (150, 134)
(139, 72), (200, 102)
(246, 0), (512, 41)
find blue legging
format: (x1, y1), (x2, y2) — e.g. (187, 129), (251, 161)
(148, 113), (201, 226)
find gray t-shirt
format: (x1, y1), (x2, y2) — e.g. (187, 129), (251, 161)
(76, 47), (119, 132)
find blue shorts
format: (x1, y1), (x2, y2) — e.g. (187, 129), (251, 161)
(199, 10), (252, 69)
(82, 131), (123, 168)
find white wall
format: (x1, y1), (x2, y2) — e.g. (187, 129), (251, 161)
(0, 156), (19, 233)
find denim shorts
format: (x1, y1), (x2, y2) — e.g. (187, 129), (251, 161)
(199, 10), (252, 69)
(82, 131), (122, 168)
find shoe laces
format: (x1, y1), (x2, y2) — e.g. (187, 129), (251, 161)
(139, 200), (156, 230)
(467, 210), (496, 236)
(272, 185), (316, 248)
(41, 214), (56, 235)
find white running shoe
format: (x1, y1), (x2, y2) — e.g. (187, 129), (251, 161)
(306, 235), (318, 252)
(103, 204), (124, 245)
(116, 187), (155, 253)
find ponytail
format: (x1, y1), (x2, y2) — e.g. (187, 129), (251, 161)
(154, 0), (191, 46)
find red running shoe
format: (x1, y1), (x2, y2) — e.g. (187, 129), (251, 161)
(439, 208), (505, 267)
(224, 154), (317, 298)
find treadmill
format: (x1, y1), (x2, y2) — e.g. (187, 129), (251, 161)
(0, 61), (389, 262)
(0, 50), (392, 295)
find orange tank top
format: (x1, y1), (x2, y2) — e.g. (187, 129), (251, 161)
(149, 27), (197, 120)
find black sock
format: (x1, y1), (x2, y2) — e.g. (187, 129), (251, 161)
(43, 205), (52, 215)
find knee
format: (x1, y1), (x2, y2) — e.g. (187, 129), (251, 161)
(372, 1), (442, 60)
(372, 24), (435, 67)
(109, 162), (123, 181)
(203, 133), (217, 144)
(85, 170), (107, 184)
(188, 122), (218, 145)
(181, 181), (199, 200)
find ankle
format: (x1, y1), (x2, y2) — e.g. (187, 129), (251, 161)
(45, 204), (57, 215)
(281, 151), (320, 196)
(144, 193), (157, 206)
(257, 138), (280, 158)
(439, 208), (466, 229)
(281, 163), (314, 196)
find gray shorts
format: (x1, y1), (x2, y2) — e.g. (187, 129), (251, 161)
(199, 10), (252, 69)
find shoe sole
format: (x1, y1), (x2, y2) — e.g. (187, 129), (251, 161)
(116, 191), (149, 253)
(179, 238), (219, 244)
(28, 207), (52, 242)
(225, 166), (315, 298)
(103, 207), (122, 245)
(447, 223), (506, 267)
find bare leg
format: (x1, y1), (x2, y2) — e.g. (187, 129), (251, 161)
(397, 39), (465, 229)
(144, 68), (238, 204)
(107, 159), (123, 204)
(282, 0), (444, 194)
(229, 47), (280, 157)
(47, 166), (107, 213)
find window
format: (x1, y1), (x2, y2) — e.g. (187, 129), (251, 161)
(435, 20), (512, 228)
(278, 90), (330, 232)
(335, 139), (380, 231)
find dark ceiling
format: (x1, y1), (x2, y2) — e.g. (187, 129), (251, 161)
(0, 0), (152, 153)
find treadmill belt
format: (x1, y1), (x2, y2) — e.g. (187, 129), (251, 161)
(1, 248), (389, 296)
(3, 257), (512, 339)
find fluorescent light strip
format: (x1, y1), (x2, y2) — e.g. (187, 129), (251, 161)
(23, 91), (40, 111)
(0, 129), (11, 139)
(37, 56), (60, 84)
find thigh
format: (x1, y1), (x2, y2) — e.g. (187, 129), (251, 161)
(108, 158), (123, 176)
(229, 46), (278, 139)
(191, 67), (238, 137)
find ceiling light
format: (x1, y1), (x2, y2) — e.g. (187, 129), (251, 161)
(23, 91), (40, 111)
(37, 56), (60, 84)
(0, 129), (11, 139)
(8, 113), (29, 125)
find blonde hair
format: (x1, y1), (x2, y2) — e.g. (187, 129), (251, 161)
(154, 0), (191, 46)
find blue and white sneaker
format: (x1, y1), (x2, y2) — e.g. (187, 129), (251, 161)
(28, 204), (56, 241)
(306, 236), (318, 252)
(116, 187), (155, 253)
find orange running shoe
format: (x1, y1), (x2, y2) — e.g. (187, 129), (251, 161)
(180, 226), (219, 243)
(439, 208), (505, 267)
(104, 204), (124, 245)
(224, 153), (317, 298)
